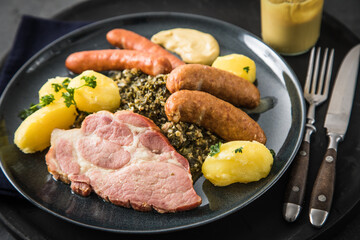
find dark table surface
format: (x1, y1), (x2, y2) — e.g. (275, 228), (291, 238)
(0, 0), (359, 64)
(1, 0), (360, 239)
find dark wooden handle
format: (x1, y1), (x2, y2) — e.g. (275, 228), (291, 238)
(309, 148), (337, 212)
(284, 140), (310, 205)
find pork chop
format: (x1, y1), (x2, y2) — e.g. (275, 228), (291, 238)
(45, 110), (201, 213)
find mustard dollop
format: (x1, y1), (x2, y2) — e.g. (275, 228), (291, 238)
(151, 28), (220, 65)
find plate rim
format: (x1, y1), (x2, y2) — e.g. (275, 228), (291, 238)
(0, 11), (306, 233)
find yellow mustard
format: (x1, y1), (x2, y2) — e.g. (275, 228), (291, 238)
(151, 28), (220, 65)
(261, 0), (324, 55)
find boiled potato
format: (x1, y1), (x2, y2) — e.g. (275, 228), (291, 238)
(14, 102), (77, 153)
(202, 141), (273, 186)
(38, 76), (69, 102)
(212, 54), (256, 83)
(68, 70), (120, 112)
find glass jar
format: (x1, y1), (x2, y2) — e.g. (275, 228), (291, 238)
(261, 0), (324, 56)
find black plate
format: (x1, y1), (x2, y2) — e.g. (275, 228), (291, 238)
(0, 12), (305, 233)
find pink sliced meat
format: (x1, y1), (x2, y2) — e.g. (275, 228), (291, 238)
(45, 110), (201, 213)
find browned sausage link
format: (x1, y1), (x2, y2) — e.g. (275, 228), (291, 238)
(165, 90), (266, 144)
(106, 29), (185, 69)
(65, 49), (172, 76)
(166, 64), (260, 109)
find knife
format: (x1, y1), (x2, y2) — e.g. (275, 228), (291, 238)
(309, 44), (360, 228)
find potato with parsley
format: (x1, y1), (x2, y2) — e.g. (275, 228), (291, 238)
(14, 102), (77, 154)
(15, 75), (80, 153)
(212, 54), (256, 83)
(68, 70), (120, 113)
(202, 141), (273, 186)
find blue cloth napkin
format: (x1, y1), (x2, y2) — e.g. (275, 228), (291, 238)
(0, 15), (89, 197)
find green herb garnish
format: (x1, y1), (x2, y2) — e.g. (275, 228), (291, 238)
(270, 149), (276, 158)
(81, 75), (97, 88)
(19, 76), (97, 119)
(51, 76), (97, 108)
(19, 94), (55, 120)
(209, 142), (222, 156)
(61, 88), (76, 107)
(234, 147), (244, 154)
(243, 66), (250, 73)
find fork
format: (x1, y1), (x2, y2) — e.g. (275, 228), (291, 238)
(283, 47), (335, 222)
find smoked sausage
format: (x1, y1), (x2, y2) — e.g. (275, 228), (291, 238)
(165, 90), (266, 144)
(65, 49), (172, 76)
(166, 64), (260, 109)
(106, 29), (185, 69)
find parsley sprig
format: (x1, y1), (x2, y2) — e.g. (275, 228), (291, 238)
(270, 149), (276, 158)
(19, 94), (55, 120)
(243, 66), (250, 73)
(209, 142), (222, 156)
(52, 76), (97, 108)
(19, 76), (97, 120)
(234, 147), (243, 154)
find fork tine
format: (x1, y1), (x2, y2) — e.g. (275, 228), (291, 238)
(311, 47), (321, 94)
(323, 49), (335, 97)
(317, 48), (329, 94)
(304, 47), (316, 93)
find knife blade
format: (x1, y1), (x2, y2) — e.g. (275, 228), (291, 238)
(309, 44), (360, 228)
